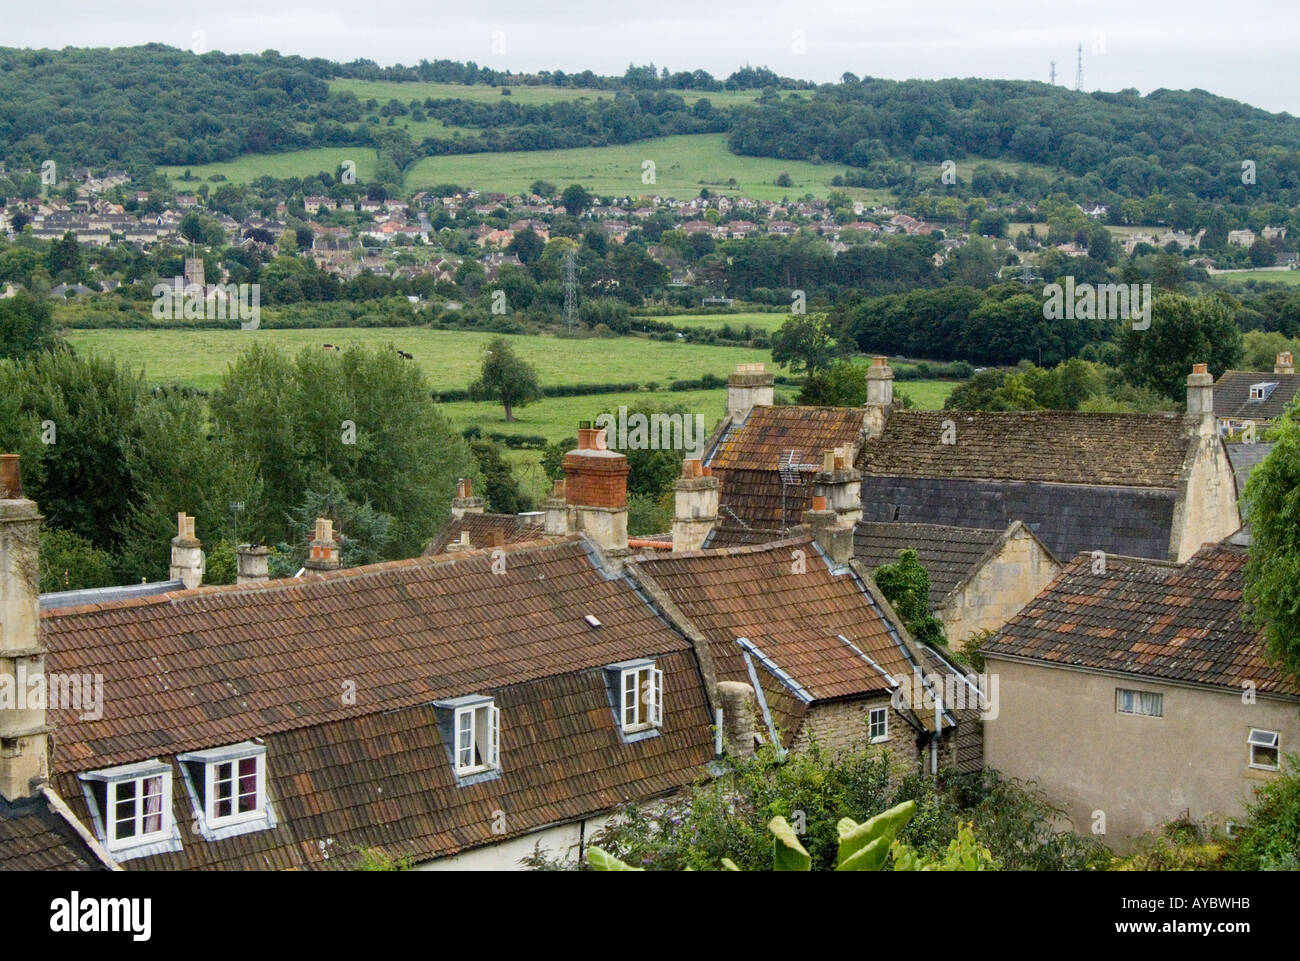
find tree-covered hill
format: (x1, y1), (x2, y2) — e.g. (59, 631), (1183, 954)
(3, 45), (1299, 207)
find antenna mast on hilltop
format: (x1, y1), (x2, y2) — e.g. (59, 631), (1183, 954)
(563, 247), (577, 331)
(1075, 43), (1083, 91)
(1049, 61), (1056, 85)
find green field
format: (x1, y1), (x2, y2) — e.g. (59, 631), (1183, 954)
(405, 134), (884, 202)
(160, 148), (386, 188)
(61, 327), (773, 393)
(653, 312), (788, 333)
(329, 79), (763, 108)
(1210, 269), (1300, 285)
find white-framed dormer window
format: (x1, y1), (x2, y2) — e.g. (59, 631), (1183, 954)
(869, 706), (889, 743)
(1249, 382), (1278, 401)
(80, 760), (174, 853)
(455, 699), (500, 775)
(177, 742), (268, 830)
(1248, 729), (1280, 770)
(619, 661), (663, 733)
(1116, 688), (1163, 717)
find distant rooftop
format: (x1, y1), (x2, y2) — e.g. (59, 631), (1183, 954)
(39, 580), (184, 611)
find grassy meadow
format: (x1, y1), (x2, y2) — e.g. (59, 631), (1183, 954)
(329, 79), (765, 108)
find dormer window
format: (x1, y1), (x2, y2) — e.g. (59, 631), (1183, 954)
(1249, 382), (1278, 401)
(177, 742), (269, 831)
(605, 659), (663, 736)
(455, 699), (500, 775)
(80, 760), (177, 857)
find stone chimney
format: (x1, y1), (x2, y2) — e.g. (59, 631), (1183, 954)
(0, 455), (49, 800)
(812, 447), (862, 528)
(169, 512), (204, 589)
(543, 480), (569, 536)
(672, 459), (719, 552)
(1276, 351), (1294, 375)
(1185, 363), (1216, 437)
(717, 680), (761, 758)
(727, 363), (774, 426)
(450, 477), (485, 520)
(304, 518), (340, 572)
(806, 495), (854, 568)
(235, 544), (270, 584)
(562, 424), (629, 552)
(863, 355), (894, 440)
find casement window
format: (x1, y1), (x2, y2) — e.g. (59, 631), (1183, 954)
(603, 659), (665, 740)
(1116, 688), (1163, 717)
(1249, 382), (1278, 401)
(620, 663), (664, 733)
(177, 742), (268, 829)
(455, 700), (500, 775)
(80, 760), (174, 853)
(1248, 729), (1280, 770)
(869, 706), (889, 743)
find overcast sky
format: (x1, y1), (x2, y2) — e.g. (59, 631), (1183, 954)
(9, 0), (1298, 114)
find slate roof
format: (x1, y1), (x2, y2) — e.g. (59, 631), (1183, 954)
(1225, 441), (1274, 502)
(0, 796), (105, 872)
(708, 406), (865, 472)
(628, 536), (918, 709)
(983, 543), (1300, 697)
(1212, 371), (1300, 421)
(39, 539), (716, 868)
(859, 410), (1190, 488)
(853, 522), (1008, 607)
(424, 512), (549, 555)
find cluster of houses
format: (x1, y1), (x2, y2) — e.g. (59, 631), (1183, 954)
(2, 348), (1297, 870)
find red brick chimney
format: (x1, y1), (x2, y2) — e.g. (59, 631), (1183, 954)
(451, 477), (485, 519)
(561, 423), (629, 551)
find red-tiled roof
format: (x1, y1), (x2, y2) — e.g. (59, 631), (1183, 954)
(629, 536), (915, 704)
(43, 540), (697, 772)
(709, 406), (865, 472)
(424, 512), (550, 555)
(984, 543), (1299, 696)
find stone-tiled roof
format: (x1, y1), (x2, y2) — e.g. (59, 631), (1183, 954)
(853, 522), (1008, 607)
(859, 410), (1190, 489)
(1213, 371), (1300, 421)
(984, 543), (1299, 697)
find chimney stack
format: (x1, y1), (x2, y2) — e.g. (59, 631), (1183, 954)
(0, 455), (49, 800)
(672, 458), (719, 551)
(1276, 351), (1294, 375)
(727, 363), (774, 427)
(450, 477), (485, 520)
(304, 518), (340, 572)
(716, 681), (761, 758)
(543, 480), (568, 536)
(1185, 363), (1216, 437)
(561, 423), (629, 552)
(235, 544), (270, 584)
(863, 356), (894, 440)
(812, 447), (863, 528)
(806, 495), (854, 568)
(169, 512), (204, 589)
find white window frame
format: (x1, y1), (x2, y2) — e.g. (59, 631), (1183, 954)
(1116, 688), (1163, 717)
(619, 664), (663, 733)
(869, 706), (889, 743)
(1248, 728), (1280, 770)
(104, 770), (172, 851)
(204, 753), (266, 827)
(455, 701), (500, 776)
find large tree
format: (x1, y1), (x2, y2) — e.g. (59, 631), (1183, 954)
(1243, 402), (1300, 689)
(1118, 293), (1242, 402)
(467, 336), (542, 422)
(770, 312), (837, 375)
